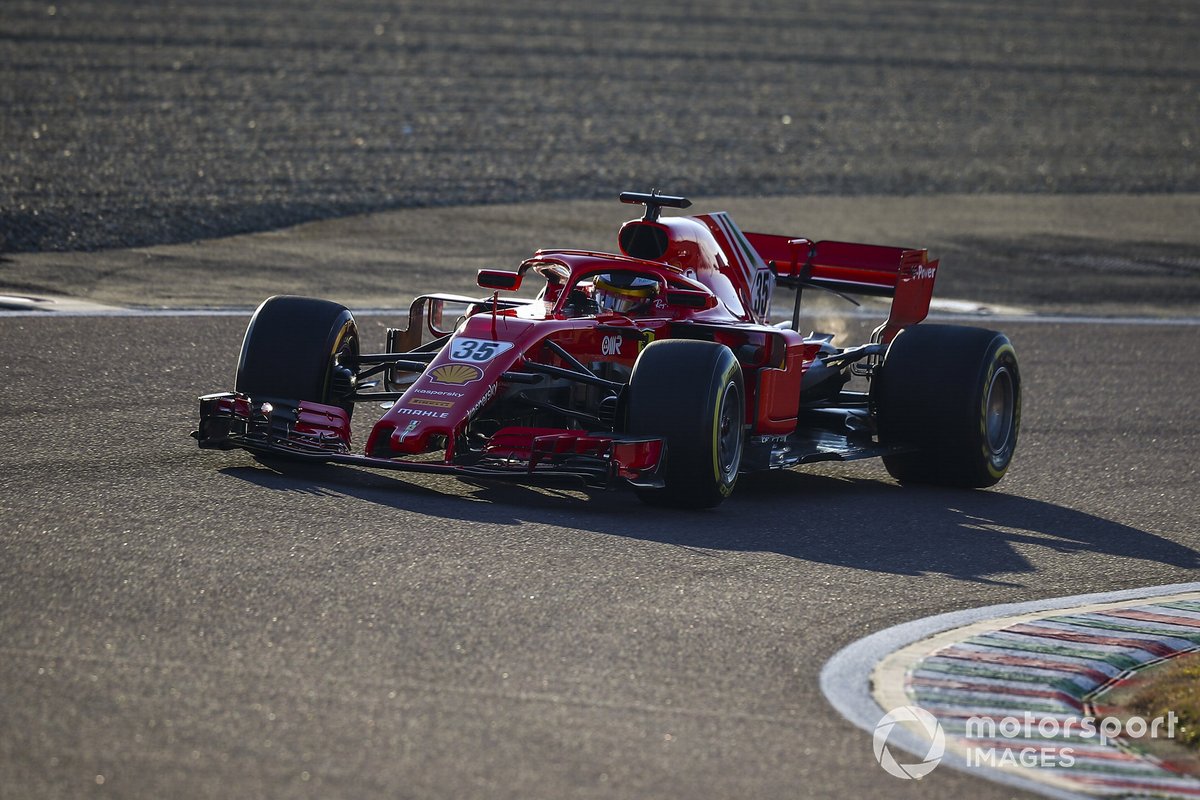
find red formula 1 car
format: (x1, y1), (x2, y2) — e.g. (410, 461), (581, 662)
(194, 192), (1020, 508)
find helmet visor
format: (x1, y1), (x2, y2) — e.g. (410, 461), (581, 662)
(593, 275), (657, 314)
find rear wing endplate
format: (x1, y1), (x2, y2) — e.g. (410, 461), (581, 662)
(744, 232), (939, 343)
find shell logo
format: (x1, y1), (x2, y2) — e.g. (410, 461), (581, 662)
(429, 363), (484, 385)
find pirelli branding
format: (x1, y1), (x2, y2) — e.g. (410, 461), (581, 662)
(407, 397), (456, 409)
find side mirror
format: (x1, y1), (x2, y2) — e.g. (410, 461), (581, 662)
(665, 288), (716, 310)
(428, 298), (474, 337)
(477, 269), (522, 291)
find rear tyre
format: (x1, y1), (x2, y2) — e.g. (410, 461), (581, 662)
(873, 324), (1020, 487)
(626, 340), (745, 508)
(235, 295), (359, 419)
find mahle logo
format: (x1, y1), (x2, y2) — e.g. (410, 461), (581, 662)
(873, 706), (945, 780)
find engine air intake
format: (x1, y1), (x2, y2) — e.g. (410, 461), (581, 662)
(619, 222), (669, 261)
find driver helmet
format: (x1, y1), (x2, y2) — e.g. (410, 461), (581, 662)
(592, 273), (659, 315)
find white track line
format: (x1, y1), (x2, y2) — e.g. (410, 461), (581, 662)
(1, 307), (1198, 325)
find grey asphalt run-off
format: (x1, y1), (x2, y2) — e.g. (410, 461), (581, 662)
(4, 1), (1198, 253)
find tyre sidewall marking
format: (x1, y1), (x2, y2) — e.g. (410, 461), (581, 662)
(980, 342), (1019, 478)
(710, 360), (742, 497)
(321, 319), (357, 401)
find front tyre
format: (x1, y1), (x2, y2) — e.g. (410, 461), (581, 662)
(626, 340), (745, 508)
(234, 295), (359, 419)
(873, 324), (1020, 488)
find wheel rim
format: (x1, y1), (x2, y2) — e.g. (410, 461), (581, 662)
(327, 328), (359, 408)
(716, 380), (743, 480)
(985, 366), (1015, 456)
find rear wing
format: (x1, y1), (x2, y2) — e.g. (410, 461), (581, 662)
(743, 232), (939, 343)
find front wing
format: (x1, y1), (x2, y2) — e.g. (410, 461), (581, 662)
(193, 393), (666, 490)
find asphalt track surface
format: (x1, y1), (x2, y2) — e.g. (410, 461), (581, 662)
(1, 311), (1197, 800)
(3, 2), (1200, 799)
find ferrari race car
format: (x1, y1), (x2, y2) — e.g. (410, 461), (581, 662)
(194, 192), (1020, 508)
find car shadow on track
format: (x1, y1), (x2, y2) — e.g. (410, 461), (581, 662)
(221, 461), (1198, 586)
(722, 469), (1200, 582)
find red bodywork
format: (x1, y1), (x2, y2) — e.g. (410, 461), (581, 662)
(745, 233), (939, 343)
(195, 195), (939, 489)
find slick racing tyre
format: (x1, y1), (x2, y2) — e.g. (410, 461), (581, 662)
(235, 295), (359, 419)
(626, 340), (745, 508)
(873, 324), (1020, 488)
